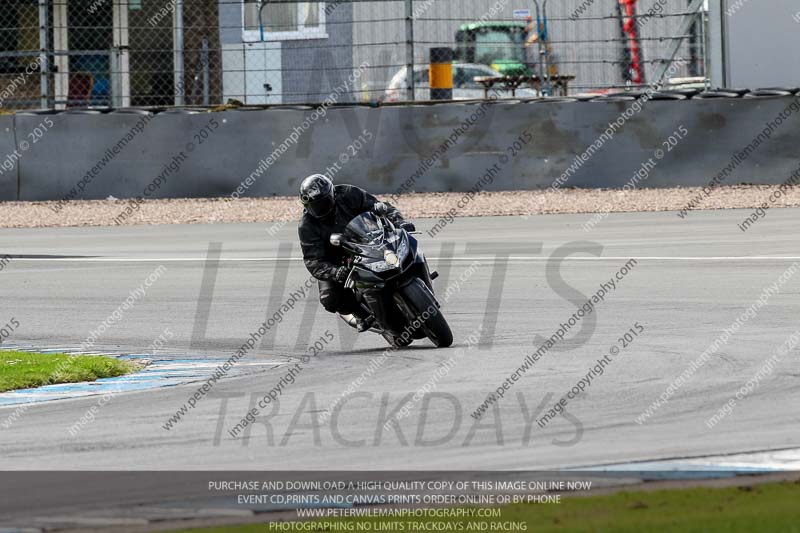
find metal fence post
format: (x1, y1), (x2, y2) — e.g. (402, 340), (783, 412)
(202, 38), (210, 106)
(707, 0), (726, 88)
(38, 0), (50, 109)
(110, 49), (119, 107)
(405, 0), (415, 101)
(532, 0), (551, 96)
(173, 0), (185, 106)
(112, 0), (132, 108)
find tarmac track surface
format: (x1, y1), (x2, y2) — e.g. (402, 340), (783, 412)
(1, 208), (799, 474)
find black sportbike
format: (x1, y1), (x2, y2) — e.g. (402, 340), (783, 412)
(330, 209), (453, 348)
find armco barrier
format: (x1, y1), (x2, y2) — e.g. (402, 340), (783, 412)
(2, 94), (800, 202)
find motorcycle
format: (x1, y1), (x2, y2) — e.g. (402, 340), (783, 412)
(330, 207), (453, 348)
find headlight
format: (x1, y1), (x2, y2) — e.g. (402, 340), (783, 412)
(384, 250), (400, 267)
(362, 244), (409, 273)
(364, 259), (396, 273)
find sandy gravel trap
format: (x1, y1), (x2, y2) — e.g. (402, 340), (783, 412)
(1, 185), (800, 228)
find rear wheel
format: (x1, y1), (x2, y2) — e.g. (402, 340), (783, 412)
(396, 279), (453, 348)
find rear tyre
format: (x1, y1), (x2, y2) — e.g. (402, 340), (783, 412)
(397, 279), (453, 348)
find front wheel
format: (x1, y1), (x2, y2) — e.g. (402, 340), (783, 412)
(382, 331), (413, 348)
(396, 279), (453, 348)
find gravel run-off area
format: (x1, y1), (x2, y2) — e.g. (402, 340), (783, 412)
(1, 185), (800, 228)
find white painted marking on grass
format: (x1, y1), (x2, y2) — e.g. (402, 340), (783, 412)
(582, 447), (800, 473)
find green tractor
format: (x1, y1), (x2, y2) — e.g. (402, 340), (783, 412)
(454, 22), (533, 77)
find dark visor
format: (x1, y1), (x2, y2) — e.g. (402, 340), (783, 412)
(306, 194), (335, 218)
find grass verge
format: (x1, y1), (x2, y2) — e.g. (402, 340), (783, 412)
(170, 480), (800, 533)
(0, 350), (139, 392)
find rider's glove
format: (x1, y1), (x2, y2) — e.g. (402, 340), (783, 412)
(399, 221), (416, 232)
(372, 202), (390, 216)
(333, 265), (351, 284)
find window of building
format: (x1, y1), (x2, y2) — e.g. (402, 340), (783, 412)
(243, 2), (326, 42)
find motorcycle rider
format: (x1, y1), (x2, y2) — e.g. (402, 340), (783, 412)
(298, 174), (416, 332)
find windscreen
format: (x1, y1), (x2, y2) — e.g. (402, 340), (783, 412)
(474, 29), (526, 63)
(343, 212), (384, 244)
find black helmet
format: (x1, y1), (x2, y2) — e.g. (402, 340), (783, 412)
(300, 174), (335, 218)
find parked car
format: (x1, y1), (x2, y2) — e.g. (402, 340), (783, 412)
(383, 63), (538, 102)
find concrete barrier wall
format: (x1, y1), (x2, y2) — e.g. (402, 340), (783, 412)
(0, 115), (18, 200)
(2, 95), (800, 202)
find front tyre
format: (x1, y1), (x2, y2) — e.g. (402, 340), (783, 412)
(397, 279), (453, 348)
(382, 331), (413, 348)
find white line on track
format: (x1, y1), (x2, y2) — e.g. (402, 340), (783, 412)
(6, 256), (800, 262)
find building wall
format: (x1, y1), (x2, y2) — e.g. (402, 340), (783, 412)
(722, 0), (800, 89)
(217, 1), (354, 104)
(281, 3), (354, 104)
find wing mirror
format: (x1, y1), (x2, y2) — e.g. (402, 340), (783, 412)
(330, 233), (343, 247)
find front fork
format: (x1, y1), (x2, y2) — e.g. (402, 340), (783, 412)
(361, 289), (402, 333)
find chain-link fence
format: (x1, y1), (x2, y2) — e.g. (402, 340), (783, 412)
(0, 0), (707, 110)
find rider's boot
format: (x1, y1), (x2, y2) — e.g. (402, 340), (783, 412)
(355, 316), (374, 332)
(352, 305), (375, 332)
